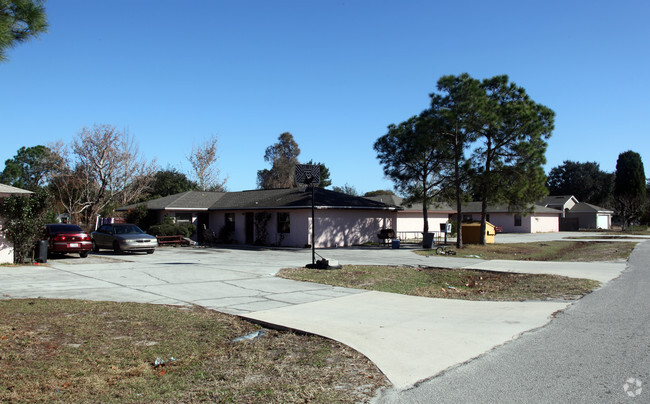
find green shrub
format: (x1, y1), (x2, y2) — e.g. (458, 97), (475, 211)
(149, 222), (196, 237)
(0, 190), (53, 263)
(126, 204), (157, 231)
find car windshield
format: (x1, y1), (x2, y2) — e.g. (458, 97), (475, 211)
(47, 224), (84, 233)
(114, 225), (144, 234)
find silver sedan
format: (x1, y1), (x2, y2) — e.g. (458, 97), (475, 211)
(91, 223), (158, 254)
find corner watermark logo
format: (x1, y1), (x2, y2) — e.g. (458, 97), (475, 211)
(623, 378), (642, 398)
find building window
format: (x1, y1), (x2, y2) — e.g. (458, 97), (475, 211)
(225, 213), (235, 232)
(277, 212), (290, 233)
(514, 215), (522, 227)
(176, 213), (192, 224)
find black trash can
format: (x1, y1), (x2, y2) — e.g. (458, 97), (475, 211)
(37, 240), (48, 263)
(422, 232), (435, 249)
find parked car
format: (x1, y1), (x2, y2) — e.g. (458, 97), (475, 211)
(91, 223), (158, 254)
(44, 224), (93, 258)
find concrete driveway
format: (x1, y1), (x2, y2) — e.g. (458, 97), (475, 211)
(0, 244), (628, 389)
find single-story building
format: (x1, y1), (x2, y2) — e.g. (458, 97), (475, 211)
(457, 202), (561, 233)
(565, 202), (614, 230)
(340, 195), (562, 235)
(539, 195), (613, 230)
(121, 188), (400, 248)
(0, 183), (33, 264)
(365, 195), (454, 239)
(125, 189), (566, 248)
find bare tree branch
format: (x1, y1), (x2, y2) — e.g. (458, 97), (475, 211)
(187, 134), (227, 191)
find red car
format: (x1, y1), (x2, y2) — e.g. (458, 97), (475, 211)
(45, 224), (93, 258)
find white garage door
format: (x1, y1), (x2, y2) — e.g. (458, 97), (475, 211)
(596, 214), (610, 229)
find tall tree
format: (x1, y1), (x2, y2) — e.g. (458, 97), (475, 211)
(364, 189), (396, 197)
(425, 73), (484, 248)
(257, 132), (301, 189)
(374, 115), (452, 233)
(614, 150), (646, 229)
(473, 75), (554, 244)
(332, 183), (360, 196)
(0, 0), (48, 62)
(304, 160), (332, 188)
(187, 135), (227, 191)
(0, 145), (57, 190)
(149, 168), (198, 199)
(49, 125), (156, 229)
(546, 160), (614, 207)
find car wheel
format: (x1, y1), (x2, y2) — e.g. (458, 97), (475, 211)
(80, 251), (89, 258)
(146, 249), (155, 254)
(92, 240), (100, 252)
(113, 241), (123, 254)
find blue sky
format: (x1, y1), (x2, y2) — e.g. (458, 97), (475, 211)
(2, 0), (649, 194)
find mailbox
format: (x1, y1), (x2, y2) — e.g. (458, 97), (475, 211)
(440, 223), (452, 233)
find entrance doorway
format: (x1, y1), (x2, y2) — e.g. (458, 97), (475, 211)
(245, 212), (254, 244)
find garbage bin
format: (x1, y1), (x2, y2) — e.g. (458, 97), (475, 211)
(37, 240), (48, 263)
(422, 232), (435, 249)
(391, 239), (400, 249)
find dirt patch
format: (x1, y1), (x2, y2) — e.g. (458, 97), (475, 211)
(0, 299), (388, 402)
(416, 241), (636, 262)
(279, 265), (600, 301)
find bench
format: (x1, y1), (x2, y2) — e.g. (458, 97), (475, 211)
(156, 235), (191, 246)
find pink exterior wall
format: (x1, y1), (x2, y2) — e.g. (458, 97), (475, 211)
(274, 210), (311, 247)
(314, 210), (395, 248)
(210, 210), (311, 247)
(208, 209), (395, 248)
(490, 213), (530, 233)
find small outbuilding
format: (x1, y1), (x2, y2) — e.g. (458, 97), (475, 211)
(461, 221), (496, 244)
(566, 202), (613, 230)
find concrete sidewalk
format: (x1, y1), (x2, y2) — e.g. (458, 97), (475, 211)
(0, 245), (629, 389)
(244, 292), (569, 389)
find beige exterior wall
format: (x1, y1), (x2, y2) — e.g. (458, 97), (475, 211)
(530, 213), (560, 233)
(462, 212), (559, 233)
(0, 217), (13, 264)
(396, 211), (451, 235)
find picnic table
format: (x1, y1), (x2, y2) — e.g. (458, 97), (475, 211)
(156, 235), (191, 246)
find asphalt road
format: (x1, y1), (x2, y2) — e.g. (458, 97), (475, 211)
(375, 240), (650, 404)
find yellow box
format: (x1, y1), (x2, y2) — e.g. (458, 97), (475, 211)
(461, 222), (496, 244)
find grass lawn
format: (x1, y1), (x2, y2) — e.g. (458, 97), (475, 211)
(415, 241), (637, 261)
(0, 299), (388, 403)
(280, 241), (636, 301)
(279, 265), (600, 301)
